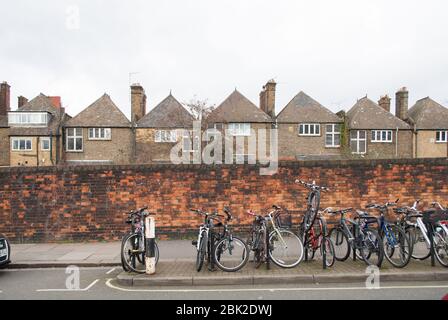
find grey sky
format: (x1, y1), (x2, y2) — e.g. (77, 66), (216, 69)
(1, 0), (447, 119)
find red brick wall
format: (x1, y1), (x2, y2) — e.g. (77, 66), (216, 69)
(0, 159), (447, 243)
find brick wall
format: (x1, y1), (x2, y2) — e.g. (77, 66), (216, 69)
(0, 128), (9, 166)
(0, 158), (447, 243)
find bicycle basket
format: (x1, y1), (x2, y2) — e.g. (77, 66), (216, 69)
(276, 213), (292, 228)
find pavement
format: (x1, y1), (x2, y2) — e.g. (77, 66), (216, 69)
(6, 241), (448, 288)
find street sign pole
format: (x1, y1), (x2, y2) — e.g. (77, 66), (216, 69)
(145, 216), (156, 275)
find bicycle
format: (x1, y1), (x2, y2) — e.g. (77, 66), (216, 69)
(365, 200), (412, 268)
(121, 206), (160, 273)
(247, 205), (304, 269)
(212, 207), (250, 272)
(329, 208), (384, 267)
(395, 201), (448, 267)
(191, 208), (225, 272)
(299, 207), (335, 268)
(295, 179), (329, 234)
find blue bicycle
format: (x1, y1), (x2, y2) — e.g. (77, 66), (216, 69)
(364, 200), (412, 268)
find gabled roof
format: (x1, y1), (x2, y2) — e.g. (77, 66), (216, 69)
(9, 93), (67, 136)
(346, 97), (410, 130)
(65, 94), (131, 128)
(137, 94), (194, 128)
(408, 97), (448, 130)
(277, 91), (342, 123)
(206, 90), (273, 123)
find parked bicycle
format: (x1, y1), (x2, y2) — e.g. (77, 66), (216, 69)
(365, 200), (412, 268)
(299, 207), (335, 268)
(295, 179), (329, 234)
(329, 208), (384, 267)
(212, 207), (250, 272)
(247, 205), (304, 269)
(121, 206), (160, 273)
(394, 200), (448, 267)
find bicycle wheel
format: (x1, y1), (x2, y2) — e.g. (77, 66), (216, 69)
(196, 231), (207, 272)
(269, 229), (304, 268)
(359, 228), (384, 267)
(329, 227), (351, 261)
(406, 225), (431, 260)
(121, 233), (145, 274)
(303, 194), (319, 232)
(434, 226), (448, 267)
(382, 225), (411, 268)
(121, 234), (130, 272)
(321, 237), (335, 267)
(213, 236), (250, 272)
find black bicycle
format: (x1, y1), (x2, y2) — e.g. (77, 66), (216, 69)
(121, 206), (160, 273)
(295, 179), (329, 234)
(212, 207), (250, 272)
(329, 208), (384, 267)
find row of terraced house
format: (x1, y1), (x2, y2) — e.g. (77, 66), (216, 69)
(0, 80), (447, 167)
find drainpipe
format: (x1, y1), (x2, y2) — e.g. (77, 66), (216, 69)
(37, 136), (40, 167)
(50, 130), (54, 166)
(395, 127), (399, 158)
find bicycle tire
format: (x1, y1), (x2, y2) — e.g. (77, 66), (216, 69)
(329, 227), (351, 261)
(382, 224), (411, 268)
(359, 228), (384, 267)
(213, 236), (250, 272)
(321, 237), (336, 267)
(268, 229), (304, 268)
(406, 225), (431, 260)
(196, 231), (207, 272)
(121, 233), (160, 273)
(434, 228), (448, 267)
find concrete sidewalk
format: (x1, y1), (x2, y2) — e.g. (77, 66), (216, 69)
(9, 240), (197, 268)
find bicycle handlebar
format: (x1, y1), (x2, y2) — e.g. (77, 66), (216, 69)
(295, 179), (329, 192)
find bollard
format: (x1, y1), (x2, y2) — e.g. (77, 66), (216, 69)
(145, 215), (156, 275)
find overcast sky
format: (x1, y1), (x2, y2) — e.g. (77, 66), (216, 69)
(1, 0), (447, 118)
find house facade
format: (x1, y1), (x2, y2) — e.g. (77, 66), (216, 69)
(276, 90), (343, 160)
(205, 89), (274, 163)
(7, 92), (67, 167)
(64, 94), (133, 165)
(408, 97), (448, 158)
(135, 88), (195, 163)
(344, 91), (413, 159)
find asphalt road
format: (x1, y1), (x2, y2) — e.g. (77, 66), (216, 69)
(0, 267), (447, 300)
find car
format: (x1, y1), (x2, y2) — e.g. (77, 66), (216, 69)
(0, 234), (11, 267)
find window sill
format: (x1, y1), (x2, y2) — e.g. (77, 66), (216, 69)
(325, 146), (341, 149)
(298, 134), (321, 137)
(66, 150), (84, 153)
(88, 138), (112, 141)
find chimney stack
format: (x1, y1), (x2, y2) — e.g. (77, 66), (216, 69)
(18, 96), (28, 109)
(260, 79), (276, 118)
(395, 87), (409, 120)
(131, 83), (146, 123)
(378, 95), (391, 113)
(0, 81), (11, 116)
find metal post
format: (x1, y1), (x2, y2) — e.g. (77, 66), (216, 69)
(429, 224), (435, 267)
(145, 216), (156, 275)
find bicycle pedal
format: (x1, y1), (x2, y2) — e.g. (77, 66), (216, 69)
(191, 240), (198, 246)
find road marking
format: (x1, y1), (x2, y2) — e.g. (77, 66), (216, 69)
(36, 279), (99, 292)
(106, 267), (116, 275)
(105, 279), (448, 293)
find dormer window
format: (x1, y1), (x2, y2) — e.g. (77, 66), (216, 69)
(8, 112), (49, 127)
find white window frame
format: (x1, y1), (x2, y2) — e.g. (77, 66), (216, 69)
(371, 130), (393, 143)
(228, 123), (251, 136)
(351, 130), (367, 154)
(298, 123), (321, 136)
(182, 131), (200, 153)
(8, 112), (49, 127)
(88, 128), (111, 140)
(11, 138), (33, 151)
(66, 128), (83, 152)
(436, 131), (448, 143)
(41, 138), (51, 151)
(155, 130), (177, 143)
(325, 124), (341, 147)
